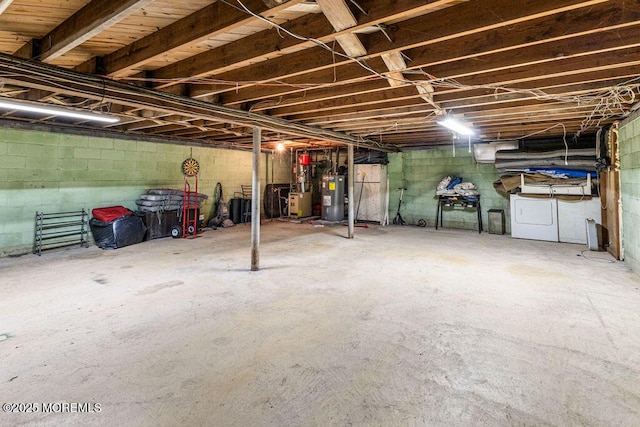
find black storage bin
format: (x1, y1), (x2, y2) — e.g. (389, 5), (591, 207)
(136, 209), (180, 240)
(90, 214), (146, 249)
(230, 198), (242, 224)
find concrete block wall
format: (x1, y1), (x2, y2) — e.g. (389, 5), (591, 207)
(0, 127), (290, 256)
(619, 115), (640, 275)
(387, 148), (509, 231)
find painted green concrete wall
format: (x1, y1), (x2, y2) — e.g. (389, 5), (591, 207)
(619, 115), (640, 275)
(388, 148), (509, 231)
(0, 127), (290, 256)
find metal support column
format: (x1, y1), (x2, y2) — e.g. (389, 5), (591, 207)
(251, 126), (261, 271)
(347, 143), (354, 239)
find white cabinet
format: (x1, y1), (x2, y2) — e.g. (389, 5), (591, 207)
(510, 195), (601, 244)
(354, 164), (389, 224)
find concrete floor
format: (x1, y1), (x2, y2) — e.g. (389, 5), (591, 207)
(1, 222), (639, 426)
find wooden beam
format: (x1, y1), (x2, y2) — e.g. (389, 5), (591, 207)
(249, 79), (392, 113)
(316, 0), (367, 57)
(217, 0), (605, 102)
(149, 11), (334, 87)
(381, 52), (407, 87)
(217, 2), (640, 116)
(35, 0), (154, 62)
(263, 0), (291, 6)
(330, 105), (598, 133)
(0, 52), (391, 151)
(148, 0), (465, 88)
(340, 76), (639, 126)
(201, 0), (616, 105)
(335, 33), (368, 58)
(14, 89), (57, 103)
(12, 40), (37, 60)
(91, 0), (302, 77)
(282, 57), (640, 122)
(317, 0), (357, 31)
(0, 0), (13, 15)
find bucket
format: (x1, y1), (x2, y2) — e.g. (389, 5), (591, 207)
(299, 153), (310, 166)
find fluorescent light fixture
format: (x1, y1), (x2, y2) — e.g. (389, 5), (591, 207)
(437, 117), (474, 136)
(0, 99), (119, 124)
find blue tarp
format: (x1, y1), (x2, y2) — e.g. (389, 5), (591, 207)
(523, 168), (595, 179)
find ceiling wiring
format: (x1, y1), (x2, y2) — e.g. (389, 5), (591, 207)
(0, 56), (392, 151)
(180, 0), (640, 137)
(224, 0), (413, 87)
(2, 0), (640, 149)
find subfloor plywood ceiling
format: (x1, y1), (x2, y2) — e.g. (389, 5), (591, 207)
(1, 0), (639, 151)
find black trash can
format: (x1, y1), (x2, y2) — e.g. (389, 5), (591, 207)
(230, 198), (243, 224)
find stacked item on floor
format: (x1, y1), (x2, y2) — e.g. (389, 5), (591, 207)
(90, 206), (146, 249)
(492, 148), (597, 196)
(436, 176), (479, 201)
(135, 188), (208, 239)
(135, 188), (209, 212)
(135, 188), (183, 212)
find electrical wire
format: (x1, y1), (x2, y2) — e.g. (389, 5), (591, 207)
(224, 0), (414, 88)
(0, 60), (388, 149)
(216, 1), (640, 137)
(4, 0), (640, 141)
(579, 250), (616, 263)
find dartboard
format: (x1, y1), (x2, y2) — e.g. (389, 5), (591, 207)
(181, 157), (200, 176)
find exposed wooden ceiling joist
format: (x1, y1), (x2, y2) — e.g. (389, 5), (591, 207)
(147, 0), (463, 90)
(15, 0), (155, 62)
(183, 0), (606, 101)
(86, 0), (303, 77)
(0, 52), (391, 150)
(1, 0), (639, 150)
(0, 0), (13, 15)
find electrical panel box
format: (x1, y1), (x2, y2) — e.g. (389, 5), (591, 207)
(288, 192), (312, 218)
